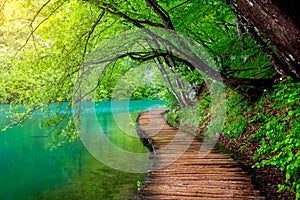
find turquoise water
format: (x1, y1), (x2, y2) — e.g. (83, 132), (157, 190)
(0, 100), (164, 200)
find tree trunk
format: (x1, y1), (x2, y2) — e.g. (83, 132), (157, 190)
(234, 0), (300, 79)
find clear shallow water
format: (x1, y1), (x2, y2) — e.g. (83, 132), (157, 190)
(0, 100), (164, 200)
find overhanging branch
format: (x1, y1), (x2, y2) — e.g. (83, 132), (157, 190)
(83, 49), (275, 91)
(145, 0), (175, 29)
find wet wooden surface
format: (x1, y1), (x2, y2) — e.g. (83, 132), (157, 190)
(137, 109), (264, 200)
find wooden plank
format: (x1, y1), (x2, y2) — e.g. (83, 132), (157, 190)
(137, 109), (264, 200)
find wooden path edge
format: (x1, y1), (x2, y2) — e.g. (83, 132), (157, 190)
(135, 108), (265, 200)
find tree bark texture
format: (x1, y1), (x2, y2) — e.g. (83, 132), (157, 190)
(235, 0), (300, 78)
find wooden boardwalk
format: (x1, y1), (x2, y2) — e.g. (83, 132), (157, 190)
(137, 109), (264, 200)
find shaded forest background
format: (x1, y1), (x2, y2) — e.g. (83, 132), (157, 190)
(0, 0), (299, 199)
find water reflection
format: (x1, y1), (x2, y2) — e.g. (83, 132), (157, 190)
(0, 100), (164, 200)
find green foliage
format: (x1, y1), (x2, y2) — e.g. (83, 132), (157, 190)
(136, 180), (142, 188)
(225, 115), (247, 138)
(251, 77), (300, 198)
(164, 93), (180, 111)
(1, 0), (274, 128)
(129, 111), (143, 127)
(0, 0), (99, 106)
(223, 91), (248, 138)
(131, 83), (164, 100)
(0, 0), (167, 140)
(169, 0), (274, 79)
(93, 61), (166, 101)
(166, 91), (210, 134)
(47, 117), (79, 149)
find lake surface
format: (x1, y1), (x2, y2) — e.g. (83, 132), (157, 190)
(0, 100), (164, 200)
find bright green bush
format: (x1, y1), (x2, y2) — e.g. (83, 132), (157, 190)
(223, 91), (249, 138)
(252, 77), (300, 198)
(165, 92), (210, 134)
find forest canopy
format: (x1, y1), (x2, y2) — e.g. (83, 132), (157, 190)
(0, 0), (279, 105)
